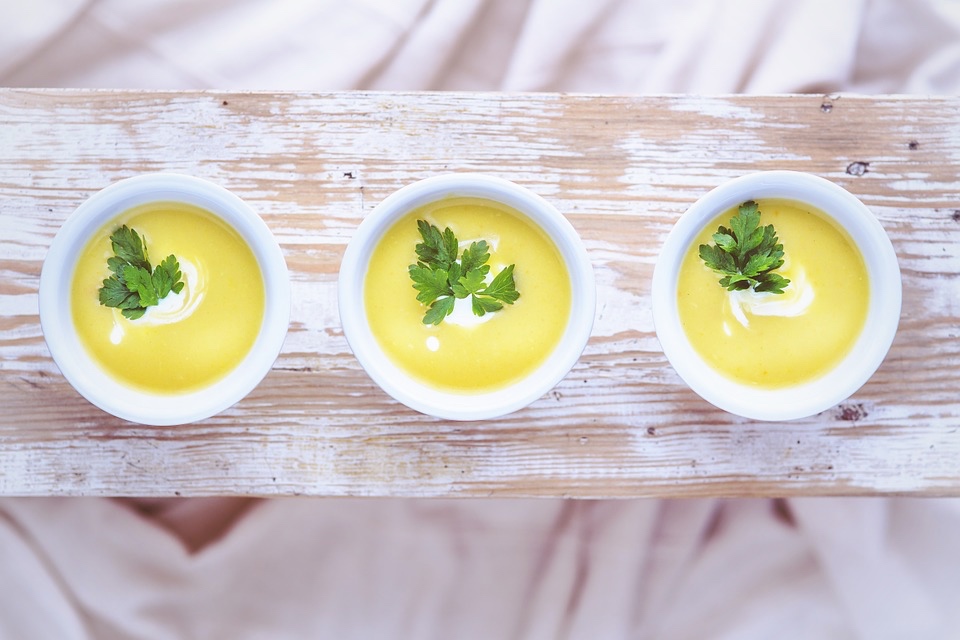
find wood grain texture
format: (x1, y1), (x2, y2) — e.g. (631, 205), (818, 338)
(1, 90), (958, 497)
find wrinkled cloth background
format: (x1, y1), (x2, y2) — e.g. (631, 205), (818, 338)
(3, 0), (960, 638)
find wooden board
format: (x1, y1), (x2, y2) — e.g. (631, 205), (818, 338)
(1, 90), (958, 497)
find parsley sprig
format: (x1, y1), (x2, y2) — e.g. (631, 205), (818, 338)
(98, 225), (184, 319)
(698, 201), (790, 294)
(408, 220), (520, 325)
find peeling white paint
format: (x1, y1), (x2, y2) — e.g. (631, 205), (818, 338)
(1, 91), (959, 497)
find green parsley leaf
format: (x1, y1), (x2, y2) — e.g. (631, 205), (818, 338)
(409, 264), (453, 305)
(123, 265), (158, 308)
(472, 295), (503, 316)
(154, 254), (184, 299)
(109, 225), (151, 271)
(754, 272), (791, 293)
(459, 240), (490, 275)
(121, 307), (147, 321)
(480, 263), (520, 304)
(107, 255), (129, 279)
(414, 219), (458, 271)
(97, 225), (185, 319)
(98, 276), (138, 309)
(454, 268), (487, 298)
(423, 295), (456, 325)
(699, 201), (790, 295)
(408, 220), (520, 325)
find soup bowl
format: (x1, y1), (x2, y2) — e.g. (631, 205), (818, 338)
(651, 171), (901, 421)
(39, 173), (290, 425)
(339, 173), (595, 420)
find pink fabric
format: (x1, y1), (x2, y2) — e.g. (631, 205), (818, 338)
(3, 0), (960, 637)
(3, 498), (960, 638)
(3, 0), (959, 93)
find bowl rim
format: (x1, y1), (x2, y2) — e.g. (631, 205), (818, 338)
(651, 170), (902, 421)
(38, 173), (290, 425)
(338, 173), (596, 421)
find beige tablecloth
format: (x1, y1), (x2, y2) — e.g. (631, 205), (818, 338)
(2, 1), (960, 638)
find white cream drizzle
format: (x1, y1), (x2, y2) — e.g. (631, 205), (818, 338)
(727, 261), (814, 330)
(444, 295), (496, 328)
(108, 258), (205, 344)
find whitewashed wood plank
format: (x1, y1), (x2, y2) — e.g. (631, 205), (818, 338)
(1, 91), (958, 497)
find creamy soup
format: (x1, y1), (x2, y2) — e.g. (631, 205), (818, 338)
(71, 201), (265, 393)
(677, 198), (869, 387)
(364, 197), (571, 392)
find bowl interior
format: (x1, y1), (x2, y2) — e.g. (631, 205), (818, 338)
(39, 174), (290, 425)
(651, 171), (901, 421)
(339, 174), (595, 420)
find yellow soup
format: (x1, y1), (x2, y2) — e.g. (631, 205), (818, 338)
(71, 201), (265, 393)
(365, 197), (571, 392)
(677, 198), (869, 387)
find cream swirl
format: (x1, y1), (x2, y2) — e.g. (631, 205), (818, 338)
(108, 258), (205, 344)
(140, 258), (204, 325)
(445, 295), (497, 328)
(728, 262), (814, 330)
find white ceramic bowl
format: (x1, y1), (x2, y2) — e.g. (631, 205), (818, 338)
(39, 173), (290, 425)
(339, 174), (595, 420)
(651, 171), (901, 421)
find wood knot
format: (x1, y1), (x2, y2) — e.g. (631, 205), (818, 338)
(836, 402), (868, 422)
(908, 140), (919, 150)
(845, 161), (870, 176)
(819, 94), (838, 113)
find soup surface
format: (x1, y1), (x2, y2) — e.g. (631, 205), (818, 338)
(71, 201), (265, 393)
(677, 198), (869, 387)
(365, 197), (571, 392)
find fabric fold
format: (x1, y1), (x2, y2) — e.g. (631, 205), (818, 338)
(3, 0), (960, 637)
